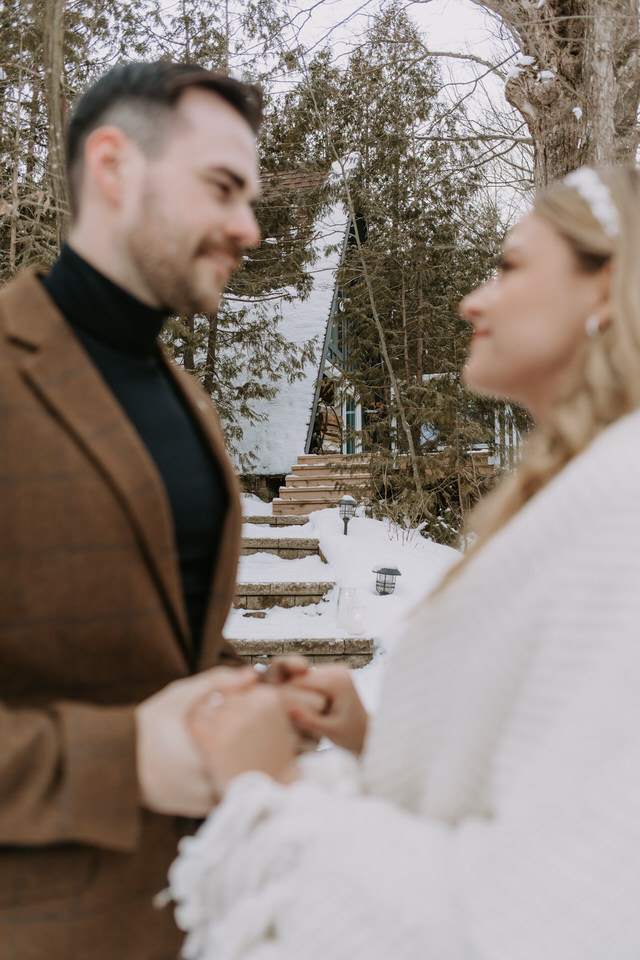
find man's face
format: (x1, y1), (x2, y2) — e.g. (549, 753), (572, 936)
(123, 88), (260, 316)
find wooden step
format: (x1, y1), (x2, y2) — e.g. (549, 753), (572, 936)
(243, 515), (309, 526)
(278, 487), (344, 502)
(296, 455), (371, 468)
(284, 473), (370, 488)
(272, 499), (333, 516)
(226, 635), (374, 668)
(277, 486), (367, 502)
(241, 537), (325, 560)
(233, 581), (334, 609)
(288, 465), (366, 478)
(297, 453), (370, 462)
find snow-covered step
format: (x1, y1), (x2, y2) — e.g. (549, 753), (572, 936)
(235, 553), (334, 609)
(243, 514), (309, 526)
(233, 581), (334, 610)
(241, 536), (325, 560)
(242, 522), (313, 539)
(226, 635), (374, 668)
(238, 553), (332, 580)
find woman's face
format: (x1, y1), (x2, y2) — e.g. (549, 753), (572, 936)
(460, 212), (611, 420)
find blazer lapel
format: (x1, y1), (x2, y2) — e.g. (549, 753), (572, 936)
(1, 271), (191, 656)
(160, 350), (242, 666)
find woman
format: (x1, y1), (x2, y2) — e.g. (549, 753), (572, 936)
(167, 167), (640, 960)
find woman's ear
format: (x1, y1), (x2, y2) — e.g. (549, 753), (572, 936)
(593, 261), (614, 334)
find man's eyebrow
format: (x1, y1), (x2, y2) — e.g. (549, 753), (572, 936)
(206, 166), (260, 200)
(206, 166), (246, 189)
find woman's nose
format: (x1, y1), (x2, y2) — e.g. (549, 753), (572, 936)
(460, 285), (485, 322)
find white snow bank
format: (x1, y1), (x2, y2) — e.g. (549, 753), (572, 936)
(241, 493), (273, 516)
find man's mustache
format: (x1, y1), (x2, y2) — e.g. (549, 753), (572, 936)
(196, 241), (244, 267)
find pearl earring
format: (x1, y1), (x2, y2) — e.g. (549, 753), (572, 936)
(585, 314), (601, 340)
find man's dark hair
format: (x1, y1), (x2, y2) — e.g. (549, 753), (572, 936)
(65, 61), (263, 218)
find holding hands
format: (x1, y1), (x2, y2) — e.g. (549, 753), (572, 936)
(135, 659), (369, 814)
(186, 658), (370, 798)
(263, 657), (369, 755)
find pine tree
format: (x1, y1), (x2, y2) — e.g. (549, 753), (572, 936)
(151, 0), (332, 469)
(0, 0), (151, 282)
(1, 0), (325, 470)
(316, 3), (508, 542)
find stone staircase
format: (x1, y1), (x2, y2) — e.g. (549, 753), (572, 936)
(227, 511), (374, 668)
(272, 454), (371, 517)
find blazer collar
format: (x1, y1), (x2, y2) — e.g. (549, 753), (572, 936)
(1, 270), (192, 657)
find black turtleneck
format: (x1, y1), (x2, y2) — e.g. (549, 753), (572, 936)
(41, 244), (228, 653)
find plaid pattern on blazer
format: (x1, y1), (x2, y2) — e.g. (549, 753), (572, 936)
(0, 270), (243, 959)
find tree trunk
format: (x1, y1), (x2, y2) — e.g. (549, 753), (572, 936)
(44, 0), (69, 243)
(203, 314), (219, 396)
(470, 0), (640, 186)
(182, 316), (195, 370)
(9, 36), (25, 273)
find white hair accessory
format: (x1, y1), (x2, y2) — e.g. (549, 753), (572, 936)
(564, 167), (619, 238)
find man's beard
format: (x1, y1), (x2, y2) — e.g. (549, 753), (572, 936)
(125, 188), (234, 317)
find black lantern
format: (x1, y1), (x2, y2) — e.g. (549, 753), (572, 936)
(373, 565), (401, 595)
(338, 495), (357, 535)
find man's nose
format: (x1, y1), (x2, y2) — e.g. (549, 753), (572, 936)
(226, 204), (261, 250)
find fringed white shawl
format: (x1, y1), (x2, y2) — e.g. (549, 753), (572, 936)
(168, 408), (640, 960)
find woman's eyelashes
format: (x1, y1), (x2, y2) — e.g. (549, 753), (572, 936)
(496, 254), (514, 273)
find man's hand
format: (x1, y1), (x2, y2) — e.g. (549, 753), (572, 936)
(186, 684), (300, 796)
(135, 667), (257, 816)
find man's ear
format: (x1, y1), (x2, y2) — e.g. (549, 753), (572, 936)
(82, 125), (139, 207)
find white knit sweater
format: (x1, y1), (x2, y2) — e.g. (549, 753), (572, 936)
(168, 408), (640, 960)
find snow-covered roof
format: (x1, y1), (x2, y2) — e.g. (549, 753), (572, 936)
(235, 202), (348, 475)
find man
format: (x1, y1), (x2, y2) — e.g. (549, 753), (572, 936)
(0, 61), (291, 959)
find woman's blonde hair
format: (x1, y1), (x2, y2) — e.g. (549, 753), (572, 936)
(449, 167), (640, 573)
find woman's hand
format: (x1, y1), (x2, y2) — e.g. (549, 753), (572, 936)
(282, 663), (370, 755)
(186, 683), (300, 798)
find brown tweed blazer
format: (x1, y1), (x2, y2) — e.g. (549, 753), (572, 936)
(0, 270), (243, 959)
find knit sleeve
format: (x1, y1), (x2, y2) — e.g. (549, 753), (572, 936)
(166, 682), (640, 960)
(166, 769), (459, 960)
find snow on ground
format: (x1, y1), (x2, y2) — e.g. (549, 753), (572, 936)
(227, 502), (460, 713)
(305, 508), (459, 710)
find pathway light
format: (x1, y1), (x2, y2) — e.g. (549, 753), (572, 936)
(338, 495), (357, 535)
(372, 565), (401, 595)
